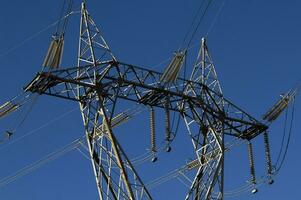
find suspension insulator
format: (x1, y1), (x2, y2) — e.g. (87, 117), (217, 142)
(165, 98), (171, 152)
(247, 142), (257, 185)
(150, 107), (157, 158)
(263, 131), (274, 184)
(165, 107), (170, 141)
(150, 107), (156, 152)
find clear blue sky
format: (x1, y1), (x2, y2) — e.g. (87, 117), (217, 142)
(0, 0), (300, 199)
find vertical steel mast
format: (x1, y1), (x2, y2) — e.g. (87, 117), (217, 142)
(76, 3), (152, 200)
(183, 38), (224, 199)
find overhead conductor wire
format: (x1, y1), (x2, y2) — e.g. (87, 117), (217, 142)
(0, 10), (78, 59)
(274, 97), (295, 174)
(0, 139), (82, 188)
(0, 108), (77, 151)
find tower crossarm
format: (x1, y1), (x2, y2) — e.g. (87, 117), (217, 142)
(24, 61), (267, 140)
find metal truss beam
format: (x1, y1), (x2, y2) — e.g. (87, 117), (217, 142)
(25, 61), (267, 141)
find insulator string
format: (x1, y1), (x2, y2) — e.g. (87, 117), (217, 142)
(263, 131), (273, 178)
(165, 97), (171, 152)
(247, 142), (256, 185)
(150, 107), (157, 162)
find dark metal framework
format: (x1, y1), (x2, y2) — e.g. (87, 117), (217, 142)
(24, 2), (268, 200)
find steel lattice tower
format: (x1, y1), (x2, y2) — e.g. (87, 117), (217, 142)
(183, 38), (225, 199)
(24, 2), (269, 199)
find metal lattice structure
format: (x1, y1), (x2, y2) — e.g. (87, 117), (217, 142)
(24, 2), (270, 200)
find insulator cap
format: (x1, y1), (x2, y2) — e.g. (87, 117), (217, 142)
(251, 188), (258, 194)
(151, 157), (158, 163)
(268, 179), (274, 185)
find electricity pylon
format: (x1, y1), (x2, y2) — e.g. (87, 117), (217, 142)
(24, 2), (269, 199)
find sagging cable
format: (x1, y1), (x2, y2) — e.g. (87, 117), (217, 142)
(0, 139), (81, 188)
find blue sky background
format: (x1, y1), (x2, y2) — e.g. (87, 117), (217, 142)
(0, 0), (300, 199)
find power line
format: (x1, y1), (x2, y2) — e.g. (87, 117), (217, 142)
(0, 108), (77, 151)
(0, 10), (79, 59)
(275, 107), (288, 166)
(186, 0), (215, 48)
(180, 0), (207, 49)
(274, 98), (295, 174)
(0, 139), (81, 188)
(205, 0), (227, 37)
